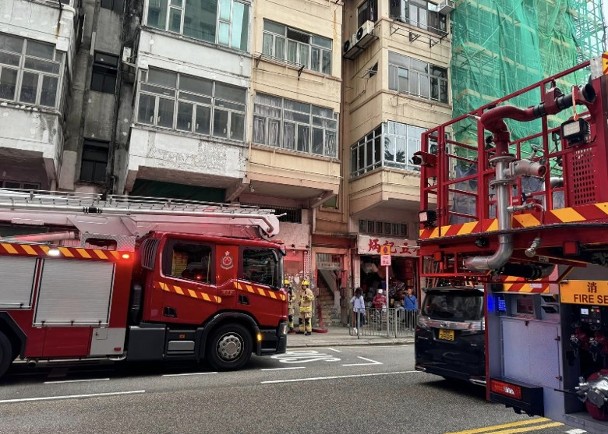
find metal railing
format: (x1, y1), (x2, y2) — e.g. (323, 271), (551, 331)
(348, 307), (417, 338)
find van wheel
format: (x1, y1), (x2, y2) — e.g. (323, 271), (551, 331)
(206, 324), (252, 371)
(0, 332), (14, 379)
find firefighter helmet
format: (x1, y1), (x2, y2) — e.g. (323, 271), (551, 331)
(283, 279), (290, 286)
(301, 279), (310, 287)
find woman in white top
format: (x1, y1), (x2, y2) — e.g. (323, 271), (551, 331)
(350, 287), (366, 333)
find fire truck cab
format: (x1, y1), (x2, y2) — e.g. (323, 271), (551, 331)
(417, 55), (608, 433)
(0, 190), (288, 378)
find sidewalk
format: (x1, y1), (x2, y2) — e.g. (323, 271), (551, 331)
(286, 325), (414, 348)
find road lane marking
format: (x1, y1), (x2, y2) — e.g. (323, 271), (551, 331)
(327, 348), (341, 353)
(162, 372), (217, 377)
(261, 367), (305, 371)
(44, 378), (110, 384)
(565, 430), (587, 434)
(445, 417), (561, 434)
(261, 370), (420, 384)
(483, 422), (564, 433)
(0, 390), (145, 404)
(271, 350), (340, 363)
(342, 356), (382, 367)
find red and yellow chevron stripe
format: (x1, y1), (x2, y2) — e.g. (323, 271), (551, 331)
(158, 281), (222, 304)
(0, 242), (124, 261)
(419, 202), (608, 239)
(500, 276), (550, 293)
(233, 280), (287, 301)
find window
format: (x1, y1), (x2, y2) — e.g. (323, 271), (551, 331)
(241, 248), (280, 288)
(1, 181), (40, 190)
(388, 51), (448, 103)
(0, 33), (63, 108)
(253, 93), (338, 158)
(80, 139), (109, 184)
(90, 52), (118, 94)
(100, 0), (125, 13)
(350, 126), (382, 176)
(359, 219), (407, 237)
(147, 0), (249, 51)
(136, 67), (246, 141)
(274, 207), (302, 223)
(351, 121), (424, 177)
(262, 20), (332, 75)
(358, 0), (378, 27)
(163, 240), (214, 283)
(389, 0), (447, 35)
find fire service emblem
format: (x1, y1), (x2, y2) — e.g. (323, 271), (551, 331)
(220, 251), (234, 270)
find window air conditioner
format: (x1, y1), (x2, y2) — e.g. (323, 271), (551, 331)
(343, 34), (360, 60)
(355, 20), (375, 49)
(438, 0), (455, 15)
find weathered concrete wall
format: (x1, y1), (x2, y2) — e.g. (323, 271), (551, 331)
(125, 128), (246, 191)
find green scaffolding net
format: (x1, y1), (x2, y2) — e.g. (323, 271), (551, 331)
(451, 0), (605, 147)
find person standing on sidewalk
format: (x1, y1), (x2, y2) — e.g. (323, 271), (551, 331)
(285, 279), (296, 333)
(350, 287), (366, 334)
(298, 280), (314, 336)
(402, 287), (418, 328)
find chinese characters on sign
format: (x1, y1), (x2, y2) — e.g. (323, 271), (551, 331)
(357, 235), (418, 257)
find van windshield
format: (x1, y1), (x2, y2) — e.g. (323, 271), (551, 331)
(422, 291), (483, 321)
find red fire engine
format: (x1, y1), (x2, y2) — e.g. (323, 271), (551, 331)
(0, 189), (288, 378)
(417, 54), (608, 433)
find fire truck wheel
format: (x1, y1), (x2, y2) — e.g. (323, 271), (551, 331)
(0, 332), (13, 378)
(206, 324), (252, 371)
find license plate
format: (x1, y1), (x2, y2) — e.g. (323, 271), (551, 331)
(438, 329), (455, 341)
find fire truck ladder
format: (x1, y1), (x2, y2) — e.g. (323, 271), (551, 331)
(0, 189), (281, 250)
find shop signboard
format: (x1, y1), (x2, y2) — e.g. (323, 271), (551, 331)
(357, 235), (418, 257)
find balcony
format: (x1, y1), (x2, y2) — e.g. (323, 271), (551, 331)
(241, 145), (341, 207)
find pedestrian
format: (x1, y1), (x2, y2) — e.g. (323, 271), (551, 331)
(402, 287), (418, 328)
(285, 279), (296, 333)
(403, 287), (418, 311)
(372, 288), (386, 310)
(298, 280), (314, 336)
(350, 287), (366, 334)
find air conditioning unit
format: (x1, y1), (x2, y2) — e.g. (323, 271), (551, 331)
(355, 20), (375, 49)
(343, 34), (360, 59)
(438, 0), (455, 15)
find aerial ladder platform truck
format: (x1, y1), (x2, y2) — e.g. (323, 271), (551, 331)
(416, 54), (608, 433)
(0, 189), (288, 378)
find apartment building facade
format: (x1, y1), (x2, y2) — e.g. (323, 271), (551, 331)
(342, 0), (452, 298)
(0, 0), (455, 323)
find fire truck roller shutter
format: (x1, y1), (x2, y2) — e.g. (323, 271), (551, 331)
(34, 260), (115, 326)
(0, 256), (38, 309)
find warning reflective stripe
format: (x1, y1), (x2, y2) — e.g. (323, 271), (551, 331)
(76, 249), (91, 259)
(21, 244), (37, 256)
(156, 281), (221, 304)
(59, 247), (74, 257)
(233, 280), (286, 302)
(419, 201), (608, 239)
(501, 276), (550, 293)
(1, 243), (18, 254)
(93, 250), (108, 260)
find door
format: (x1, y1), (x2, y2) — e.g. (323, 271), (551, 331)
(157, 238), (219, 325)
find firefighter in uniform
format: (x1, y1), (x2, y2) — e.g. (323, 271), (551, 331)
(298, 280), (315, 336)
(285, 279), (296, 333)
